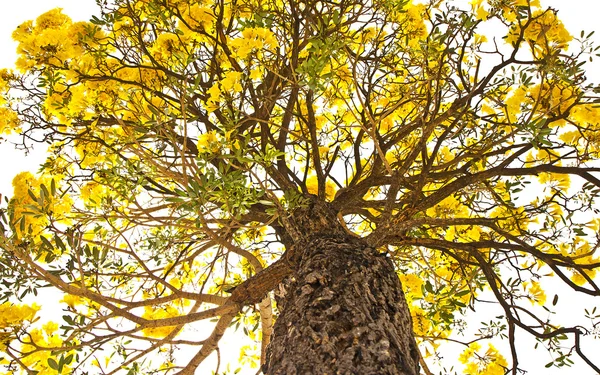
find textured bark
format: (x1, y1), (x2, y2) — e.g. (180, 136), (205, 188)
(264, 233), (420, 375)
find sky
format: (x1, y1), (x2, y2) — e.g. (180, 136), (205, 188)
(1, 1), (600, 374)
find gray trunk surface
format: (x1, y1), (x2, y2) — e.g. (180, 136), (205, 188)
(264, 234), (420, 375)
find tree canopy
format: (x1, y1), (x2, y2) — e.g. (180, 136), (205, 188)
(1, 0), (600, 374)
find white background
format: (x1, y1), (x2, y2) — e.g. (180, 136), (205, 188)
(1, 1), (599, 374)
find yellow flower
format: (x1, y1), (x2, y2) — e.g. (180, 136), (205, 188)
(0, 107), (20, 134)
(249, 68), (263, 80)
(229, 27), (279, 59)
(460, 342), (508, 375)
(186, 4), (214, 30)
(205, 84), (221, 111)
(221, 71), (243, 93)
(474, 5), (489, 20)
(80, 181), (107, 207)
(400, 274), (423, 297)
(559, 130), (580, 146)
(506, 10), (572, 55)
(197, 131), (220, 153)
(474, 34), (488, 44)
(426, 194), (468, 219)
(140, 305), (180, 338)
(42, 321), (59, 336)
(525, 281), (547, 305)
(0, 302), (40, 327)
(10, 172), (72, 240)
(411, 307), (432, 336)
(151, 33), (182, 61)
(12, 9), (87, 71)
(61, 294), (84, 308)
(459, 342), (481, 364)
(306, 175), (337, 201)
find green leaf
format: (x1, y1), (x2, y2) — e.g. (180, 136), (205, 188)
(40, 183), (50, 201)
(39, 235), (54, 251)
(425, 281), (434, 293)
(54, 234), (66, 252)
(47, 358), (59, 370)
(50, 179), (57, 196)
(58, 354), (65, 373)
(27, 188), (37, 202)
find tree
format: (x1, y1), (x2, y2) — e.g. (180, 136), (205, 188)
(1, 0), (600, 373)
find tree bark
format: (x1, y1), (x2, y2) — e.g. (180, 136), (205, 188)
(264, 233), (420, 375)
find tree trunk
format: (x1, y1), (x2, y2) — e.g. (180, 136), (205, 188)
(264, 233), (420, 375)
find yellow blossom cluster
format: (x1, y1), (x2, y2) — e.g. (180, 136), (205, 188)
(221, 71), (243, 93)
(12, 9), (93, 71)
(0, 303), (69, 375)
(399, 274), (424, 297)
(12, 9), (176, 130)
(538, 172), (570, 191)
(197, 130), (221, 153)
(570, 104), (600, 127)
(489, 206), (533, 236)
(229, 27), (278, 60)
(523, 280), (547, 305)
(205, 84), (222, 112)
(204, 71), (246, 111)
(396, 2), (428, 48)
(140, 305), (181, 338)
(506, 9), (572, 56)
(0, 107), (19, 135)
(80, 181), (109, 208)
(459, 342), (508, 375)
(305, 175), (337, 201)
(504, 85), (528, 123)
(239, 345), (260, 369)
(503, 81), (575, 125)
(0, 69), (20, 134)
(10, 172), (72, 240)
(186, 4), (214, 29)
(60, 294), (85, 308)
(43, 80), (121, 126)
(0, 69), (10, 103)
(19, 325), (71, 375)
(150, 33), (185, 62)
(444, 225), (482, 243)
(563, 104), (600, 153)
(530, 82), (578, 116)
(558, 130), (581, 146)
(554, 238), (599, 286)
(0, 302), (39, 332)
(410, 306), (433, 337)
(471, 0), (541, 22)
(426, 194), (468, 219)
(399, 258), (475, 357)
